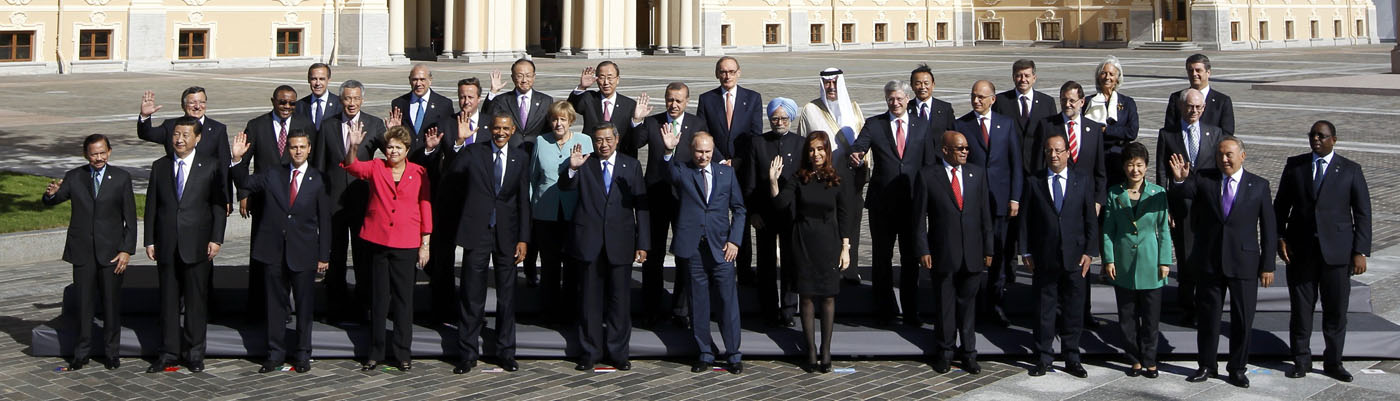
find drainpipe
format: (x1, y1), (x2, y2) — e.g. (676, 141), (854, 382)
(55, 0), (66, 73)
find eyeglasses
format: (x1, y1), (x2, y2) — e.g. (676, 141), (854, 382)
(512, 73), (536, 79)
(949, 146), (970, 152)
(1307, 132), (1335, 140)
(769, 117), (790, 123)
(274, 100), (296, 106)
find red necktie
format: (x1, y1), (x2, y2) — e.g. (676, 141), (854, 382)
(276, 120), (288, 155)
(894, 118), (905, 158)
(951, 166), (963, 209)
(1067, 121), (1079, 163)
(979, 117), (989, 146)
(289, 169), (300, 207)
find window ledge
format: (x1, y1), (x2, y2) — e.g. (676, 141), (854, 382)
(272, 56), (313, 61)
(0, 61), (44, 66)
(172, 58), (217, 64)
(71, 59), (121, 65)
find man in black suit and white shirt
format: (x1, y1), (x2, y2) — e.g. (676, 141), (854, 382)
(138, 87), (232, 208)
(489, 58), (555, 150)
(1164, 54), (1235, 136)
(636, 82), (706, 328)
(994, 59), (1057, 176)
(1275, 120), (1371, 382)
(569, 61), (643, 157)
(1168, 136), (1277, 389)
(1155, 88), (1222, 326)
(43, 134), (136, 371)
(144, 116), (229, 374)
(908, 63), (956, 134)
(296, 63), (340, 133)
(419, 77), (492, 324)
(390, 64), (456, 153)
(314, 80), (388, 323)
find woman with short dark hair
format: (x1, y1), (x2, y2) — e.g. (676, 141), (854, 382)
(1102, 142), (1172, 378)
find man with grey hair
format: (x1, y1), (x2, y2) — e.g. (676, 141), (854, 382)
(848, 80), (939, 326)
(316, 79), (389, 324)
(390, 63), (455, 153)
(742, 97), (806, 327)
(1155, 88), (1222, 327)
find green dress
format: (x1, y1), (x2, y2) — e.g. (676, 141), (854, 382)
(1102, 182), (1173, 290)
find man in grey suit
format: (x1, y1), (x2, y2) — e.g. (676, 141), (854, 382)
(1155, 88), (1222, 327)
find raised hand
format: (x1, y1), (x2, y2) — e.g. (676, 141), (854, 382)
(456, 111), (475, 146)
(387, 107), (403, 128)
(633, 92), (653, 123)
(140, 90), (163, 118)
(424, 126), (443, 151)
(347, 120), (366, 147)
(230, 132), (251, 162)
(768, 155), (784, 182)
(490, 69), (506, 94)
(661, 122), (680, 150)
(568, 143), (589, 170)
(45, 179), (62, 197)
(579, 66), (597, 89)
(1168, 153), (1190, 182)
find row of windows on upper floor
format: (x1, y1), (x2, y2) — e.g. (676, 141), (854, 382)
(716, 19), (1367, 46)
(0, 28), (305, 62)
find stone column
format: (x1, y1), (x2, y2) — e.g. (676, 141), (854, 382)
(417, 0), (431, 56)
(389, 0), (406, 61)
(623, 0), (638, 55)
(322, 0), (336, 62)
(656, 0), (670, 53)
(560, 0), (574, 55)
(338, 0), (395, 66)
(581, 0), (600, 55)
(528, 0), (544, 55)
(126, 0), (167, 71)
(680, 0), (695, 54)
(513, 0), (527, 58)
(441, 0), (456, 58)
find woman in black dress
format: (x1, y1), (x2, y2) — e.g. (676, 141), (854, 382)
(769, 130), (852, 373)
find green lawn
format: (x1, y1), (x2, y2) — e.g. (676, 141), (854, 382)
(0, 170), (146, 234)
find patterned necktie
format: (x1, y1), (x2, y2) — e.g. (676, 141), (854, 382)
(921, 103), (929, 120)
(1052, 173), (1064, 213)
(1186, 125), (1198, 166)
(1222, 176), (1236, 217)
(91, 169), (100, 198)
(602, 160), (612, 195)
(1067, 121), (1079, 163)
(176, 160), (187, 201)
(277, 119), (288, 155)
(950, 166), (963, 209)
(1020, 96), (1030, 120)
(1314, 158), (1327, 192)
(894, 118), (906, 158)
(290, 169), (300, 207)
(603, 99), (612, 122)
(492, 149), (504, 226)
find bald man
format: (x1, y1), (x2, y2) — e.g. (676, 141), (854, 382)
(390, 63), (456, 153)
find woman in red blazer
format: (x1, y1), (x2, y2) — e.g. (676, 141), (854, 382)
(343, 124), (432, 372)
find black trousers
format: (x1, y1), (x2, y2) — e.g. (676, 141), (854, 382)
(534, 219), (578, 322)
(1033, 266), (1087, 366)
(642, 187), (689, 319)
(246, 199), (267, 323)
(1288, 246), (1351, 368)
(1170, 221), (1198, 319)
(367, 243), (416, 362)
(458, 227), (518, 362)
(933, 269), (983, 361)
(869, 207), (919, 323)
(158, 255), (210, 363)
(576, 253), (632, 364)
(326, 209), (370, 321)
(1196, 271), (1258, 373)
(427, 220), (459, 324)
(755, 219), (797, 321)
(736, 224), (755, 285)
(842, 171), (868, 281)
(265, 261), (316, 363)
(981, 216), (1014, 318)
(71, 260), (123, 361)
(1114, 286), (1162, 368)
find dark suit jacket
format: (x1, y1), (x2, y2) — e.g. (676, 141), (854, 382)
(1274, 153), (1372, 265)
(1019, 170), (1100, 270)
(913, 163), (994, 273)
(994, 89), (1056, 171)
(851, 112), (938, 209)
(437, 108), (492, 154)
(569, 90), (640, 157)
(1155, 122), (1223, 221)
(489, 89), (555, 145)
(1165, 88), (1235, 136)
(638, 112), (708, 187)
(295, 93), (342, 132)
(240, 112), (316, 198)
(137, 115), (232, 202)
(667, 161), (746, 260)
(908, 97), (956, 134)
(391, 90), (456, 151)
(1084, 92), (1140, 157)
(43, 165), (137, 265)
(1033, 115), (1107, 205)
(696, 86), (763, 161)
(559, 154), (651, 265)
(742, 130), (803, 221)
(955, 111), (1023, 217)
(315, 113), (388, 215)
(231, 161), (332, 271)
(1170, 169), (1277, 279)
(144, 153), (229, 264)
(445, 141), (533, 255)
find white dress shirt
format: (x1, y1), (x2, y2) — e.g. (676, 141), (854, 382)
(1311, 151), (1334, 182)
(943, 160), (964, 200)
(174, 148), (198, 196)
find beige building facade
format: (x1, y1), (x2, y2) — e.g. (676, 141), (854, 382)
(0, 0), (1384, 74)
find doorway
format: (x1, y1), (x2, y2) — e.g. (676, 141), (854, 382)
(1160, 0), (1190, 41)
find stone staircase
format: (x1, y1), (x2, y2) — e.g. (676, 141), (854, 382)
(1135, 41), (1204, 51)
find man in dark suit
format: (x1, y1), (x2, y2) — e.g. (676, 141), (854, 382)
(1168, 136), (1277, 388)
(1164, 54), (1235, 135)
(138, 87), (232, 207)
(741, 98), (804, 327)
(636, 82), (707, 327)
(419, 77), (491, 325)
(670, 132), (747, 374)
(390, 64), (456, 153)
(43, 134), (136, 371)
(489, 58), (555, 150)
(696, 56), (763, 282)
(446, 112), (532, 374)
(914, 130), (994, 375)
(296, 63), (340, 133)
(1020, 135), (1098, 378)
(993, 59), (1058, 177)
(229, 130), (330, 374)
(1033, 81), (1107, 208)
(848, 80), (938, 327)
(569, 61), (643, 157)
(560, 124), (650, 371)
(314, 80), (388, 324)
(143, 116), (228, 374)
(955, 80), (1023, 327)
(908, 63), (956, 133)
(1155, 88), (1222, 327)
(1276, 120), (1371, 382)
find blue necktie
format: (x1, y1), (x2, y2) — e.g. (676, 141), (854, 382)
(602, 160), (613, 196)
(413, 97), (427, 133)
(176, 160), (186, 201)
(313, 99), (323, 131)
(1052, 174), (1064, 213)
(491, 149), (504, 226)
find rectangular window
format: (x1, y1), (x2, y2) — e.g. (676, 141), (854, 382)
(79, 29), (111, 60)
(1103, 22), (1124, 42)
(1335, 20), (1343, 38)
(1285, 20), (1295, 40)
(906, 22), (918, 41)
(1259, 21), (1269, 40)
(1040, 22), (1061, 41)
(178, 29), (208, 59)
(874, 23), (887, 42)
(721, 25), (731, 46)
(841, 23), (854, 43)
(764, 24), (780, 45)
(1310, 20), (1319, 39)
(936, 22), (948, 41)
(1356, 19), (1365, 36)
(0, 31), (34, 62)
(276, 28), (301, 57)
(1231, 21), (1241, 41)
(981, 22), (1001, 40)
(810, 24), (824, 44)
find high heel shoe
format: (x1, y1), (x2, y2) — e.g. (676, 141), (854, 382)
(819, 363), (832, 373)
(802, 361), (817, 373)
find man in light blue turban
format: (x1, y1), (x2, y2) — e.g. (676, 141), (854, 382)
(740, 96), (807, 329)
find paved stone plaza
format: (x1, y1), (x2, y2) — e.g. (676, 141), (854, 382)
(1, 45), (1399, 399)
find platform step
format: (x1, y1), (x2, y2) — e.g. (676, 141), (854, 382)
(1134, 42), (1204, 51)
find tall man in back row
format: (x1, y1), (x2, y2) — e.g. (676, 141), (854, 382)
(956, 80), (1023, 328)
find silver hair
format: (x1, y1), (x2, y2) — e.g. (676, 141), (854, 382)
(1095, 55), (1124, 84)
(340, 79), (364, 94)
(1219, 135), (1246, 152)
(883, 80), (913, 99)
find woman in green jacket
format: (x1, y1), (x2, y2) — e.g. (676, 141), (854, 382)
(1102, 142), (1173, 378)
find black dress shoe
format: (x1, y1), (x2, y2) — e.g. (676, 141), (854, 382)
(1126, 367), (1140, 377)
(932, 358), (951, 374)
(1286, 364), (1308, 378)
(876, 316), (901, 327)
(258, 362), (281, 373)
(68, 358), (88, 371)
(103, 358), (120, 370)
(778, 317), (796, 328)
(988, 314), (1011, 328)
(801, 362), (816, 373)
(1083, 318), (1102, 329)
(1227, 371), (1250, 388)
(146, 359), (174, 373)
(453, 360), (475, 374)
(962, 358), (981, 374)
(729, 362), (743, 374)
(671, 316), (691, 330)
(1186, 368), (1215, 382)
(691, 361), (709, 373)
(500, 359), (518, 372)
(575, 361), (594, 371)
(1324, 367), (1354, 382)
(188, 361), (205, 373)
(1063, 362), (1088, 378)
(1142, 368), (1159, 379)
(294, 361), (310, 373)
(1029, 364), (1047, 377)
(611, 360), (632, 371)
(361, 360), (378, 371)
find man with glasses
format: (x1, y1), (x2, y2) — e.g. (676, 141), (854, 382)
(489, 58), (555, 151)
(741, 97), (805, 327)
(569, 61), (647, 158)
(138, 86), (233, 210)
(1155, 89), (1221, 327)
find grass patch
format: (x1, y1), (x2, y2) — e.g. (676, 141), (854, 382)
(0, 170), (146, 234)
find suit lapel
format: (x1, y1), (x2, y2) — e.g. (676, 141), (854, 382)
(270, 167), (291, 209)
(692, 167), (708, 206)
